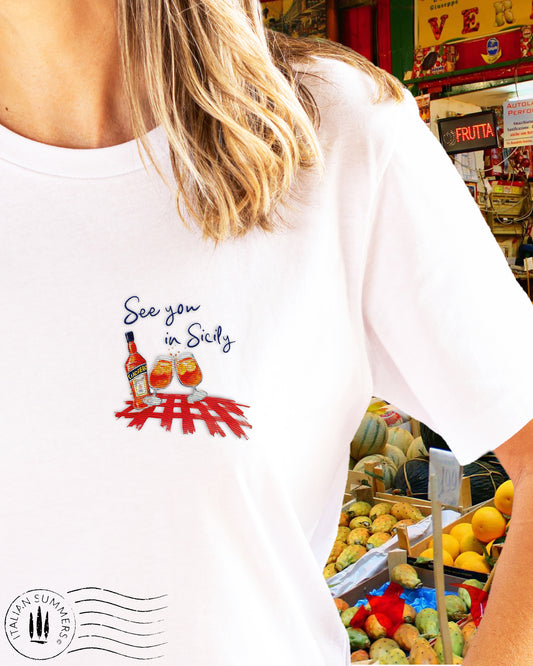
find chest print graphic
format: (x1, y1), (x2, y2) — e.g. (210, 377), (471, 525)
(115, 296), (252, 439)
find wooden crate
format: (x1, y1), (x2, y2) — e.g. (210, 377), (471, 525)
(394, 499), (503, 570)
(344, 462), (476, 515)
(343, 484), (432, 519)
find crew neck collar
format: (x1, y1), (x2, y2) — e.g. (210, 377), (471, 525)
(0, 123), (169, 178)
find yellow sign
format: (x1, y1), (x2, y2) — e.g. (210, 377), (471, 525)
(417, 0), (533, 48)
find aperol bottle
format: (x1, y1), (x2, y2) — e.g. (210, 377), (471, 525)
(124, 331), (150, 409)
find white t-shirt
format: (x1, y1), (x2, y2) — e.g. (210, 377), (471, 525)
(1, 57), (532, 665)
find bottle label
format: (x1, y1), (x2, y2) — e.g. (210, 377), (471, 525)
(133, 374), (149, 398)
(127, 364), (147, 382)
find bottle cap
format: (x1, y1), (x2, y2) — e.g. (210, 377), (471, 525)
(125, 332), (134, 342)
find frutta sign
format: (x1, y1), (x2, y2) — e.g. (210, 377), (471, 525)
(438, 111), (499, 154)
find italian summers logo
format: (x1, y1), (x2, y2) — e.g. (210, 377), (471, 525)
(5, 589), (75, 659)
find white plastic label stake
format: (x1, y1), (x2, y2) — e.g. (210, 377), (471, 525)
(428, 448), (462, 506)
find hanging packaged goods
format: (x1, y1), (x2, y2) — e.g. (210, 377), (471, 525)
(416, 0), (533, 49)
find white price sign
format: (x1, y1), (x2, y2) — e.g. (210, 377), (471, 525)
(428, 449), (462, 506)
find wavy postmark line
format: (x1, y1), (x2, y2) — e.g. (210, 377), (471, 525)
(68, 588), (168, 602)
(76, 634), (167, 649)
(78, 610), (165, 625)
(68, 646), (164, 660)
(80, 622), (165, 637)
(66, 588), (168, 659)
(73, 598), (167, 613)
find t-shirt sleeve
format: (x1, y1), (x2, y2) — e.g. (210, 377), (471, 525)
(362, 90), (533, 465)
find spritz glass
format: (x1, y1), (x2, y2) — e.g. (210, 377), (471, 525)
(175, 352), (207, 403)
(144, 355), (174, 406)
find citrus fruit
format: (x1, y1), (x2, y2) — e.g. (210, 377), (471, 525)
(454, 551), (491, 574)
(494, 479), (514, 517)
(471, 506), (506, 543)
(449, 523), (474, 543)
(429, 534), (460, 561)
(419, 547), (454, 566)
(459, 533), (485, 555)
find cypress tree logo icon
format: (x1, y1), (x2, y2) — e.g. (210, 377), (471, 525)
(29, 605), (49, 644)
(4, 589), (75, 659)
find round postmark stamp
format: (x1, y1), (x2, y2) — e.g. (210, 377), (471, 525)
(5, 589), (75, 660)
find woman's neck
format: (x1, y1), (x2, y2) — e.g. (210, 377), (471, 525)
(0, 0), (135, 148)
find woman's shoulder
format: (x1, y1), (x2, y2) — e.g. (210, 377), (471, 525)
(295, 55), (415, 151)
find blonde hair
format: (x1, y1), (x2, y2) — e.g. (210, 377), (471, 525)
(117, 1), (404, 240)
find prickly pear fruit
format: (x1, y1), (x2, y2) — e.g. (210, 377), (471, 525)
(371, 514), (398, 533)
(402, 603), (417, 624)
(370, 502), (392, 520)
(349, 501), (372, 517)
(335, 544), (367, 572)
(369, 638), (401, 661)
(350, 649), (370, 661)
(327, 540), (346, 565)
(445, 594), (468, 621)
(415, 607), (439, 637)
(323, 563), (337, 579)
(462, 632), (475, 657)
(340, 606), (358, 627)
(347, 527), (370, 547)
(364, 613), (392, 641)
(367, 532), (391, 549)
(390, 502), (424, 522)
(391, 563), (423, 589)
(337, 526), (351, 542)
(380, 648), (409, 664)
(461, 620), (476, 643)
(392, 519), (416, 535)
(346, 627), (370, 652)
(393, 623), (420, 651)
(408, 637), (439, 664)
(434, 622), (464, 663)
(349, 515), (372, 530)
(457, 579), (484, 610)
(334, 597), (349, 612)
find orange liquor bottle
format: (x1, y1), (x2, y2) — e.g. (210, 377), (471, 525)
(124, 331), (151, 409)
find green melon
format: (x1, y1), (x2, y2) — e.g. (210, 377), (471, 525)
(387, 427), (414, 455)
(384, 444), (407, 469)
(350, 412), (388, 461)
(407, 437), (429, 460)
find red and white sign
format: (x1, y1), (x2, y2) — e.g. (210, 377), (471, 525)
(503, 98), (533, 147)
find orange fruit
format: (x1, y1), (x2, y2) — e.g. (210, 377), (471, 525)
(494, 480), (514, 517)
(459, 533), (485, 555)
(454, 551), (491, 574)
(471, 506), (506, 543)
(449, 523), (474, 543)
(419, 547), (454, 567)
(429, 534), (460, 561)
